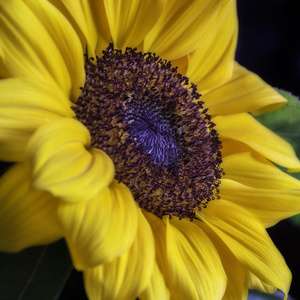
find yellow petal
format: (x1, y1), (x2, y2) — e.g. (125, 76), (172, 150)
(186, 0), (237, 90)
(103, 0), (166, 50)
(167, 217), (226, 300)
(57, 181), (138, 269)
(144, 211), (226, 300)
(222, 152), (300, 190)
(89, 0), (112, 55)
(214, 113), (300, 169)
(25, 0), (85, 100)
(50, 0), (99, 58)
(220, 179), (300, 227)
(199, 199), (291, 298)
(171, 55), (188, 75)
(143, 211), (168, 281)
(203, 62), (287, 115)
(247, 272), (276, 295)
(144, 0), (229, 61)
(196, 220), (248, 300)
(220, 138), (254, 157)
(0, 78), (74, 162)
(0, 55), (10, 78)
(26, 118), (114, 202)
(0, 0), (84, 100)
(0, 163), (62, 252)
(139, 263), (171, 300)
(83, 209), (155, 300)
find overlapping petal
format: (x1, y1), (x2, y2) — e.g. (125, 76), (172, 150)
(0, 78), (74, 162)
(144, 0), (228, 60)
(203, 63), (287, 115)
(144, 212), (226, 300)
(214, 112), (300, 169)
(220, 138), (254, 157)
(220, 179), (300, 227)
(199, 200), (291, 298)
(26, 118), (115, 202)
(49, 0), (99, 58)
(0, 163), (62, 252)
(89, 0), (112, 55)
(103, 0), (166, 50)
(139, 263), (171, 300)
(57, 181), (138, 270)
(247, 272), (277, 295)
(0, 0), (84, 100)
(0, 56), (10, 78)
(196, 220), (248, 300)
(222, 152), (300, 227)
(83, 209), (154, 300)
(222, 152), (300, 190)
(186, 0), (237, 90)
(171, 55), (188, 75)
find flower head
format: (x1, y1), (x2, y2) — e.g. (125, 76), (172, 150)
(1, 0), (300, 299)
(75, 45), (223, 220)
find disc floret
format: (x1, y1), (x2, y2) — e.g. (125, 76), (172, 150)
(75, 45), (223, 220)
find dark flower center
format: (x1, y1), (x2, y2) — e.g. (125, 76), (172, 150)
(74, 45), (223, 220)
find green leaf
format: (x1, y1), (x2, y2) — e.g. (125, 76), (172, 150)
(290, 213), (300, 225)
(0, 239), (73, 300)
(254, 90), (300, 225)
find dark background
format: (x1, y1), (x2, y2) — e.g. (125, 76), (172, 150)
(236, 0), (300, 96)
(236, 1), (300, 299)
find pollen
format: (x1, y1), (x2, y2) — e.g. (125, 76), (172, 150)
(74, 45), (223, 220)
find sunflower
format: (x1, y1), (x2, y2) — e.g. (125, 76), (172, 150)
(1, 0), (300, 299)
